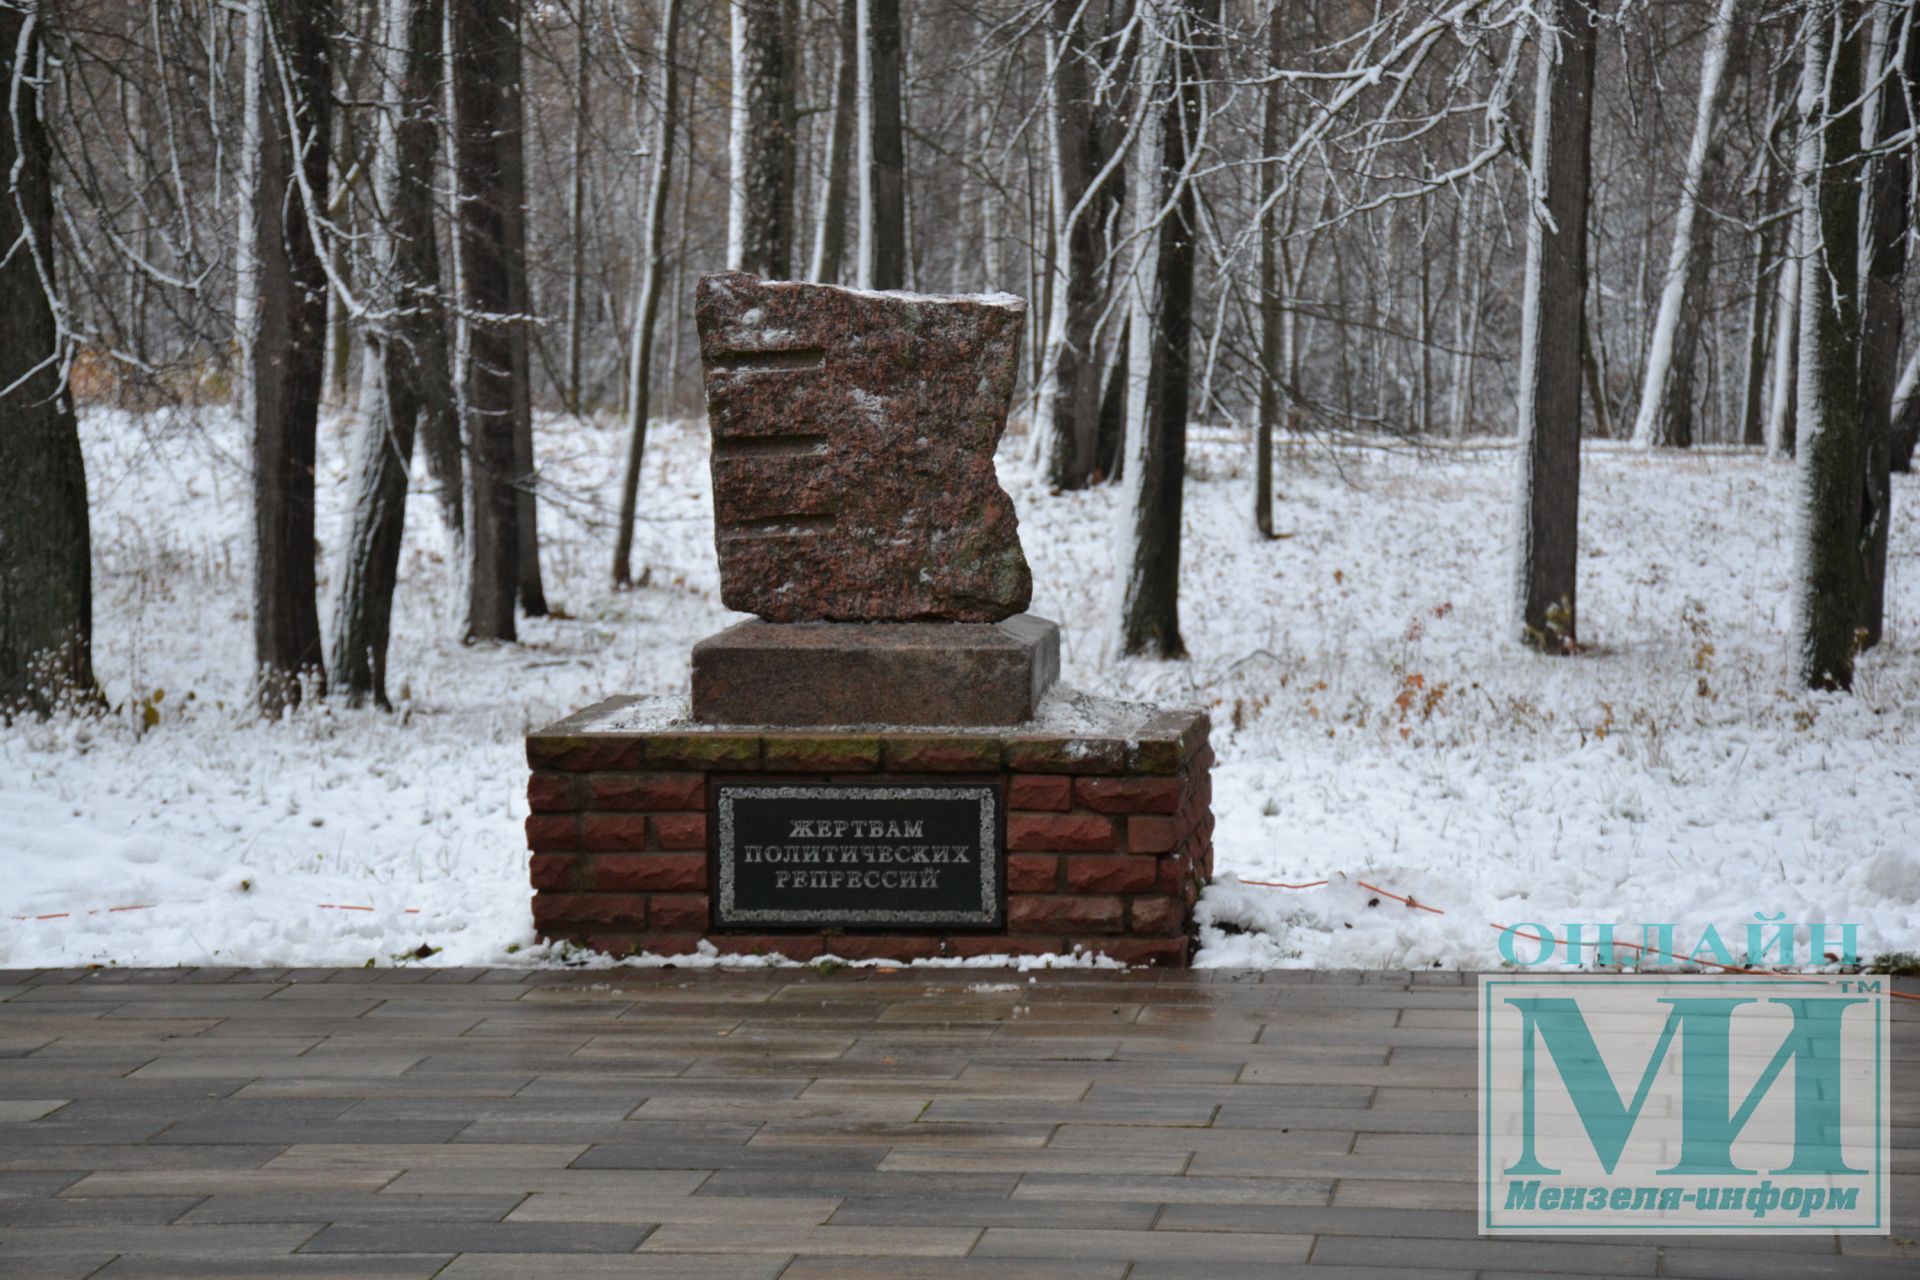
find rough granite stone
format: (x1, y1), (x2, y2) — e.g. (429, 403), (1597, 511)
(696, 271), (1032, 622)
(691, 614), (1060, 727)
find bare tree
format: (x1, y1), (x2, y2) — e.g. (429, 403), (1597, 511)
(857, 0), (905, 288)
(613, 0), (683, 590)
(729, 0), (798, 278)
(1854, 0), (1912, 649)
(1629, 0), (1741, 449)
(1116, 0), (1215, 660)
(809, 0), (857, 282)
(330, 0), (461, 708)
(242, 0), (333, 714)
(1789, 0), (1866, 690)
(1512, 0), (1597, 652)
(0, 0), (95, 717)
(452, 0), (521, 642)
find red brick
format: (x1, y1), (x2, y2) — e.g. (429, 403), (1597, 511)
(822, 935), (943, 961)
(584, 773), (706, 811)
(941, 934), (1068, 958)
(647, 893), (711, 931)
(707, 934), (825, 960)
(525, 814), (579, 852)
(1129, 896), (1186, 935)
(529, 853), (579, 890)
(643, 732), (759, 771)
(1074, 936), (1188, 966)
(532, 893), (646, 929)
(1127, 815), (1180, 855)
(527, 773), (577, 812)
(1008, 895), (1123, 934)
(1007, 812), (1121, 852)
(526, 735), (642, 772)
(762, 735), (881, 772)
(1006, 854), (1059, 893)
(883, 736), (1002, 772)
(653, 813), (708, 850)
(590, 854), (707, 892)
(1008, 774), (1072, 811)
(1064, 856), (1158, 894)
(1159, 857), (1198, 896)
(1074, 775), (1185, 815)
(580, 813), (650, 852)
(1005, 736), (1125, 775)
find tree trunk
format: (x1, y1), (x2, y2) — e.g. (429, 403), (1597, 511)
(565, 0), (589, 412)
(1855, 1), (1914, 649)
(330, 0), (456, 708)
(1512, 0), (1596, 653)
(1630, 0), (1740, 449)
(246, 0), (333, 715)
(857, 0), (904, 288)
(612, 0), (681, 590)
(452, 0), (520, 642)
(1254, 0), (1281, 536)
(1892, 345), (1920, 472)
(500, 5), (545, 617)
(0, 5), (96, 717)
(1790, 1), (1865, 690)
(809, 0), (856, 283)
(1032, 0), (1115, 491)
(729, 0), (798, 278)
(1117, 0), (1212, 660)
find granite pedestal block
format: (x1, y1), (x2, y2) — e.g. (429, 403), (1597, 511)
(691, 614), (1060, 727)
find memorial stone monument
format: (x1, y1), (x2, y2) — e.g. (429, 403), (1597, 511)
(525, 273), (1213, 965)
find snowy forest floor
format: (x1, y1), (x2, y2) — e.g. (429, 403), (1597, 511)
(4, 407), (1918, 972)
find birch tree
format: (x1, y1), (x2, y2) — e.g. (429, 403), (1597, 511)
(1512, 0), (1597, 652)
(330, 0), (461, 708)
(612, 0), (682, 589)
(0, 0), (96, 717)
(809, 0), (856, 282)
(1788, 0), (1866, 690)
(243, 0), (333, 714)
(1629, 0), (1740, 449)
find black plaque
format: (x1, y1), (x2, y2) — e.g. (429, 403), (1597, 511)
(712, 782), (1003, 928)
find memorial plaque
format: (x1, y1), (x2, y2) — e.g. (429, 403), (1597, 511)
(712, 782), (1003, 928)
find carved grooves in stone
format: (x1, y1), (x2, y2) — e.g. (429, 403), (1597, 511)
(708, 347), (827, 373)
(711, 434), (830, 459)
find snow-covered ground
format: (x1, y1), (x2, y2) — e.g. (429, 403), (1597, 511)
(4, 405), (1918, 971)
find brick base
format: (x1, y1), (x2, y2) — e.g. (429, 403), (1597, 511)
(524, 695), (1213, 967)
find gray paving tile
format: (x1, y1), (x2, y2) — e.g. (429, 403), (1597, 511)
(505, 1190), (835, 1226)
(376, 1168), (710, 1197)
(638, 1223), (980, 1255)
(179, 1192), (525, 1223)
(435, 1256), (783, 1279)
(1655, 1251), (1920, 1279)
(0, 1255), (115, 1280)
(828, 1194), (1159, 1229)
(88, 1255), (451, 1278)
(780, 1261), (1126, 1280)
(299, 1221), (651, 1253)
(973, 1226), (1312, 1263)
(1010, 1174), (1331, 1205)
(0, 1224), (324, 1257)
(0, 1171), (84, 1198)
(60, 1169), (401, 1197)
(1309, 1235), (1657, 1274)
(573, 1141), (888, 1171)
(0, 1195), (205, 1226)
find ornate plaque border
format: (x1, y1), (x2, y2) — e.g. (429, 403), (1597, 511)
(712, 782), (1003, 928)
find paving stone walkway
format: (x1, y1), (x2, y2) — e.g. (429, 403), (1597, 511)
(0, 966), (1912, 1279)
